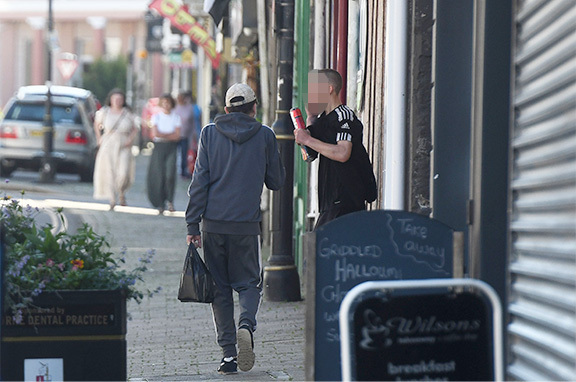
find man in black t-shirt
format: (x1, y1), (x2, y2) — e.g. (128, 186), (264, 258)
(294, 69), (377, 228)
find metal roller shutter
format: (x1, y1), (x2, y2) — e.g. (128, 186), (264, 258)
(508, 0), (576, 380)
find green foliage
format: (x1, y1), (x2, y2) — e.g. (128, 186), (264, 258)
(82, 57), (128, 103)
(1, 192), (159, 322)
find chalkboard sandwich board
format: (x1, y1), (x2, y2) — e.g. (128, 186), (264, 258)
(306, 210), (457, 381)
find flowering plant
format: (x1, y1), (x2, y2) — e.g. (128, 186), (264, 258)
(2, 192), (159, 323)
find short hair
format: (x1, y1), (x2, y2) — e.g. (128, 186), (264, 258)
(226, 100), (257, 114)
(159, 93), (176, 108)
(311, 69), (343, 95)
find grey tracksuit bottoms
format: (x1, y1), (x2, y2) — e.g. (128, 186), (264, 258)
(203, 232), (262, 358)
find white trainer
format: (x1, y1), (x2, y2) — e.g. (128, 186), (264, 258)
(237, 326), (255, 372)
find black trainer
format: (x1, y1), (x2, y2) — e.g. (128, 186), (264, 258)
(237, 325), (255, 372)
(217, 357), (238, 375)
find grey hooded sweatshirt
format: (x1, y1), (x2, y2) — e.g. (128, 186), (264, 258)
(185, 112), (285, 236)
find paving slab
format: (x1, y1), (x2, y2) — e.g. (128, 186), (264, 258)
(1, 152), (307, 381)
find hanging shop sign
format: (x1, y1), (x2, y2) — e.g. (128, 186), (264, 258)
(149, 0), (220, 69)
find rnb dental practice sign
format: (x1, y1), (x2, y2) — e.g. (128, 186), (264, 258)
(149, 0), (220, 69)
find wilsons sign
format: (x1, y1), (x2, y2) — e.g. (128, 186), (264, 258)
(358, 313), (482, 350)
(340, 279), (503, 381)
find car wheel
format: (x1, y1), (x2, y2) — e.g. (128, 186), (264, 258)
(0, 163), (15, 178)
(79, 166), (94, 182)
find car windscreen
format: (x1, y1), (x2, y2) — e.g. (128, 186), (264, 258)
(4, 102), (82, 124)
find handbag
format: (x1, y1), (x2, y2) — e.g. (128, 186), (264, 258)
(99, 107), (127, 136)
(178, 243), (216, 303)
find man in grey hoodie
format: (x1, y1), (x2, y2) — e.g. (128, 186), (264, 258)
(185, 83), (286, 375)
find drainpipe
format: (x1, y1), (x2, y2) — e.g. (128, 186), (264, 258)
(347, 0), (359, 108)
(307, 0), (327, 226)
(336, 0), (347, 103)
(332, 1), (338, 67)
(257, 0), (270, 125)
(313, 0), (326, 69)
(40, 0), (55, 183)
(383, 0), (407, 209)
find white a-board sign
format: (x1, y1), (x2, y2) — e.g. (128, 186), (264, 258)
(339, 279), (503, 381)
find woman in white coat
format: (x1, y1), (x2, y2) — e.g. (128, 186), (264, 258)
(92, 88), (138, 210)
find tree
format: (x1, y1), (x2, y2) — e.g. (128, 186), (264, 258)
(82, 57), (127, 104)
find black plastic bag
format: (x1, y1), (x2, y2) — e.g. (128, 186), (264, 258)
(178, 243), (216, 303)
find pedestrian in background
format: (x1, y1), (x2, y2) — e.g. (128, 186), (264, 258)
(186, 92), (203, 176)
(190, 92), (202, 153)
(293, 69), (377, 228)
(209, 83), (224, 122)
(93, 88), (138, 210)
(174, 91), (195, 178)
(185, 83), (285, 375)
(147, 93), (181, 214)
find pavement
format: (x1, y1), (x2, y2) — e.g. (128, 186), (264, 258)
(1, 149), (306, 381)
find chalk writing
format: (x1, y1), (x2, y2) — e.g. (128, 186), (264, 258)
(326, 328), (340, 342)
(398, 218), (428, 239)
(323, 311), (340, 322)
(319, 238), (381, 259)
(387, 215), (449, 273)
(320, 283), (349, 304)
(334, 258), (402, 282)
(403, 241), (446, 266)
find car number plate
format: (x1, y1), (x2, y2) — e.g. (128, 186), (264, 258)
(30, 130), (56, 138)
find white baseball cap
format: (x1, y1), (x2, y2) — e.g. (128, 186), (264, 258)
(225, 83), (257, 107)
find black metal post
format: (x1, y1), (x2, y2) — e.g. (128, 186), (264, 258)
(0, 229), (4, 361)
(39, 0), (55, 183)
(263, 0), (301, 302)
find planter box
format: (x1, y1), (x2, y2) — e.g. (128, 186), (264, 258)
(1, 289), (126, 381)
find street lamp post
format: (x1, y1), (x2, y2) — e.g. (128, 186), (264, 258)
(263, 0), (301, 302)
(39, 0), (55, 183)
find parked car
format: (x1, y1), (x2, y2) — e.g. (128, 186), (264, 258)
(0, 86), (98, 182)
(16, 85), (100, 121)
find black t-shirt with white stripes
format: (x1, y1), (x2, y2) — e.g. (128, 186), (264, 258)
(307, 104), (373, 213)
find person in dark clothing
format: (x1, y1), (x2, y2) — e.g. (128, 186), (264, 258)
(294, 69), (377, 228)
(185, 83), (285, 375)
(147, 93), (181, 214)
